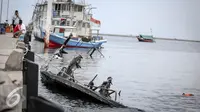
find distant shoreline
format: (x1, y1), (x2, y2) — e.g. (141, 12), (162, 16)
(93, 33), (200, 43)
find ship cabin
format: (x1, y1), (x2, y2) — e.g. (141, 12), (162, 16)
(34, 0), (96, 38)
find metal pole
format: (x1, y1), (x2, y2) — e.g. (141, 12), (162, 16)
(6, 0), (9, 21)
(0, 0), (3, 23)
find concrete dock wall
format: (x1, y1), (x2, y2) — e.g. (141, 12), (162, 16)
(0, 34), (23, 112)
(0, 33), (64, 112)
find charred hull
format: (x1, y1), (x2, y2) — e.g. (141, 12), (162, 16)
(40, 55), (145, 112)
(40, 71), (127, 108)
(41, 72), (109, 106)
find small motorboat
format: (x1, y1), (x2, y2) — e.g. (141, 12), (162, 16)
(136, 34), (154, 42)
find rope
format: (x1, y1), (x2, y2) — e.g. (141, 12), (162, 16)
(22, 36), (104, 88)
(20, 44), (83, 85)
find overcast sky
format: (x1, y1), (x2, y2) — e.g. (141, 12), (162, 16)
(1, 0), (200, 40)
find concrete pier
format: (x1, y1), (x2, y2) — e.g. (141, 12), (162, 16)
(0, 33), (23, 112)
(0, 33), (64, 112)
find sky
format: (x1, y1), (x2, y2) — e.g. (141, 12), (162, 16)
(1, 0), (200, 40)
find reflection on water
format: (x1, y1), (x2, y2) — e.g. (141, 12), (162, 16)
(31, 36), (200, 112)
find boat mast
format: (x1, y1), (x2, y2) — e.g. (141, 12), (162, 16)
(70, 0), (74, 27)
(6, 0), (9, 21)
(46, 0), (52, 30)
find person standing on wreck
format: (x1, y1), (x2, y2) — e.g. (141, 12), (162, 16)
(12, 10), (21, 29)
(99, 77), (113, 97)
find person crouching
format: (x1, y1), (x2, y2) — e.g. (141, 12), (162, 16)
(13, 20), (26, 38)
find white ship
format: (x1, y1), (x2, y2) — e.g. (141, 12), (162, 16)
(31, 0), (106, 48)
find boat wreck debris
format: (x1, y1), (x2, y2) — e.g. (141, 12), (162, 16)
(87, 47), (105, 58)
(36, 33), (144, 111)
(40, 71), (127, 108)
(39, 47), (126, 107)
(40, 63), (145, 112)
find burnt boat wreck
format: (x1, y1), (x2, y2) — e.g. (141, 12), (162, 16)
(39, 48), (145, 111)
(40, 55), (125, 107)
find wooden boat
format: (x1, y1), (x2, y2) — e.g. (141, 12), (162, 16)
(38, 46), (145, 112)
(48, 33), (107, 48)
(40, 54), (126, 108)
(36, 26), (107, 48)
(32, 1), (106, 48)
(40, 70), (145, 112)
(136, 34), (154, 42)
(40, 71), (128, 107)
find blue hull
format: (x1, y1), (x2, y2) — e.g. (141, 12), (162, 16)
(49, 33), (107, 48)
(36, 31), (107, 48)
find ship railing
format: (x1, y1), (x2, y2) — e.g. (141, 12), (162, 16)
(84, 84), (118, 101)
(41, 60), (119, 101)
(53, 0), (86, 5)
(52, 10), (72, 18)
(40, 60), (82, 85)
(38, 54), (119, 101)
(52, 10), (62, 18)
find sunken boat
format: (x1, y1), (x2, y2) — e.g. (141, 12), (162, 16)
(40, 55), (127, 108)
(39, 46), (145, 111)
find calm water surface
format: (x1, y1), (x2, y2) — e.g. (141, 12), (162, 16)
(31, 36), (200, 112)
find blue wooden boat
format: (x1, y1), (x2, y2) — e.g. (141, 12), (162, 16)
(48, 33), (107, 48)
(35, 27), (107, 48)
